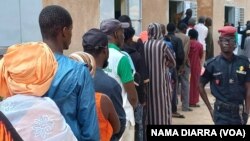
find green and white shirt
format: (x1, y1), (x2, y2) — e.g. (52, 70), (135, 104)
(103, 43), (135, 126)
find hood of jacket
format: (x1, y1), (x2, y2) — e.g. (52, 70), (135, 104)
(147, 23), (163, 40)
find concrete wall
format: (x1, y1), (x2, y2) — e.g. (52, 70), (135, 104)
(197, 0), (250, 56)
(212, 0), (225, 55)
(141, 0), (169, 31)
(197, 0), (213, 18)
(234, 0), (250, 23)
(246, 0), (250, 22)
(42, 0), (100, 55)
(41, 0), (250, 56)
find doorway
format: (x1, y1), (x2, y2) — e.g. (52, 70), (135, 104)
(100, 0), (142, 35)
(225, 6), (235, 26)
(169, 0), (197, 26)
(169, 1), (184, 25)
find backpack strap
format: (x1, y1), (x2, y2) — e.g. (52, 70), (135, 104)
(0, 111), (23, 141)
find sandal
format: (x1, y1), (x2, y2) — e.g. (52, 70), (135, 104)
(182, 108), (193, 112)
(189, 104), (200, 107)
(172, 112), (185, 118)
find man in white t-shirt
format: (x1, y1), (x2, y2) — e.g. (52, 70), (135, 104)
(194, 16), (208, 66)
(100, 18), (138, 141)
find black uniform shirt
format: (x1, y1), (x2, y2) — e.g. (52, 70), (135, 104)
(200, 54), (250, 104)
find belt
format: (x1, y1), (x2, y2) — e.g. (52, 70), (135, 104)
(215, 100), (242, 112)
(215, 99), (245, 124)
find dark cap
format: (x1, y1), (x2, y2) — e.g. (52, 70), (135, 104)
(218, 26), (236, 37)
(82, 28), (108, 50)
(100, 18), (129, 35)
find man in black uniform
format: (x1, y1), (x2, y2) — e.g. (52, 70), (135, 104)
(199, 26), (250, 125)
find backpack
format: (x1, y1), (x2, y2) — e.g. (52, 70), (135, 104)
(164, 35), (184, 70)
(163, 36), (176, 57)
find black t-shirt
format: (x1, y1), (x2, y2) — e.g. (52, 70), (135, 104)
(123, 40), (149, 104)
(93, 68), (126, 131)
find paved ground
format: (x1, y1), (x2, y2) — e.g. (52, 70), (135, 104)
(172, 91), (250, 125)
(172, 91), (214, 125)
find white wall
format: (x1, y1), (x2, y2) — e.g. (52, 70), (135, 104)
(0, 0), (42, 47)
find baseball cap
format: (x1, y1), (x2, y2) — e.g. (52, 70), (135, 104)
(100, 18), (129, 35)
(82, 28), (108, 50)
(218, 26), (236, 37)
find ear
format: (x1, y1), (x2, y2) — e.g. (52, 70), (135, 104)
(217, 40), (220, 45)
(62, 27), (68, 37)
(114, 32), (118, 39)
(103, 47), (109, 57)
(103, 47), (108, 54)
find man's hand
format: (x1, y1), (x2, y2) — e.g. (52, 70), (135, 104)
(242, 112), (249, 125)
(209, 109), (214, 122)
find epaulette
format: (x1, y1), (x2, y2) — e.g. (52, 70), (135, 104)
(237, 55), (250, 69)
(238, 55), (249, 62)
(204, 57), (216, 67)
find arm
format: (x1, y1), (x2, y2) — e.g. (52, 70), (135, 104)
(179, 37), (190, 73)
(198, 81), (213, 119)
(244, 61), (250, 115)
(100, 94), (120, 134)
(186, 38), (191, 66)
(184, 37), (190, 65)
(78, 68), (99, 141)
(118, 56), (138, 109)
(137, 39), (150, 83)
(199, 44), (204, 59)
(123, 81), (138, 109)
(245, 82), (250, 115)
(176, 38), (185, 68)
(199, 67), (214, 121)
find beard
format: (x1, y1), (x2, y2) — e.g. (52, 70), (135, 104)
(103, 60), (109, 69)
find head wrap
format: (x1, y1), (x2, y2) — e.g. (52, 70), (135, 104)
(69, 51), (96, 76)
(0, 42), (57, 98)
